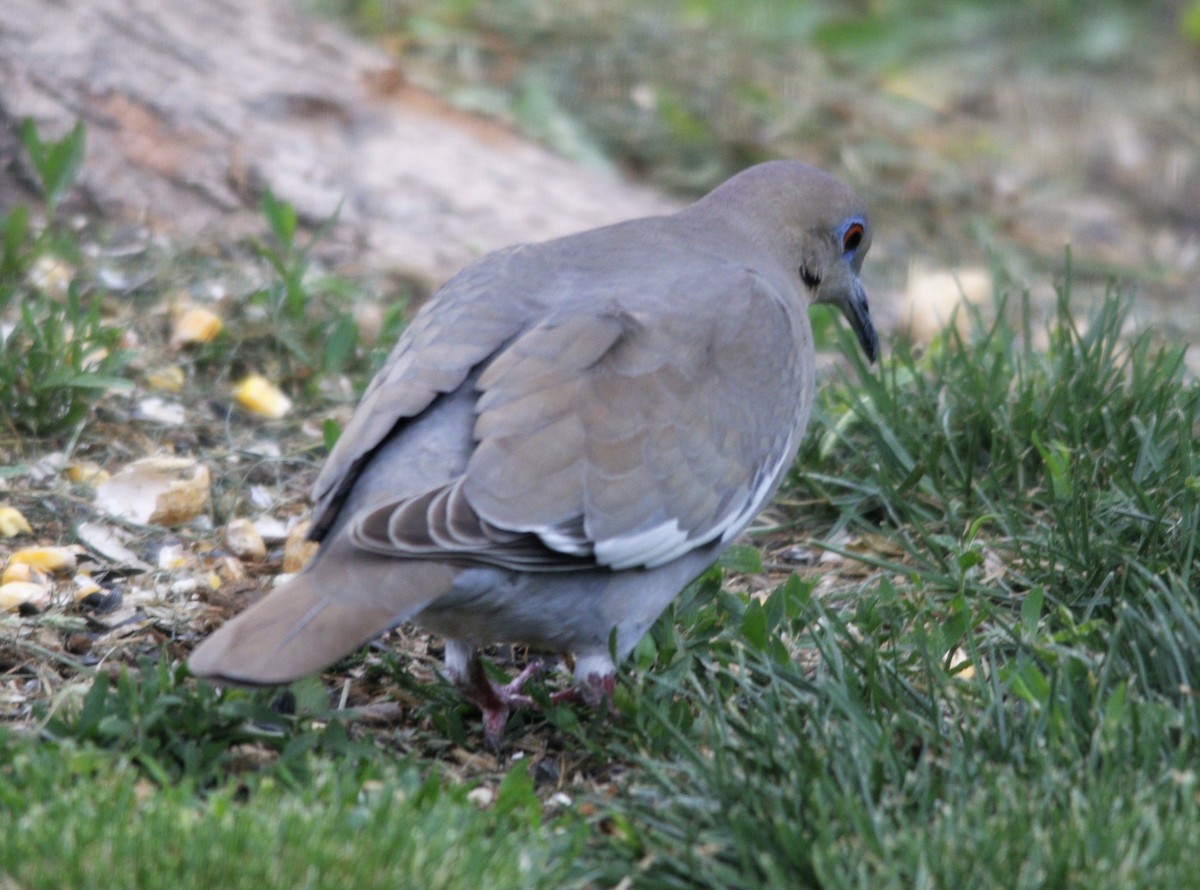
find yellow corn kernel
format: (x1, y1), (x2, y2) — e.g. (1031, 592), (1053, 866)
(0, 506), (32, 538)
(72, 572), (104, 603)
(2, 562), (50, 585)
(235, 374), (292, 419)
(67, 461), (110, 486)
(145, 365), (187, 392)
(8, 546), (77, 575)
(170, 305), (224, 347)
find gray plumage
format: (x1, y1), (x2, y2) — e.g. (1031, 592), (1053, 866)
(188, 160), (878, 744)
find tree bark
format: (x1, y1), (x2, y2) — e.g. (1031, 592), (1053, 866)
(0, 0), (677, 283)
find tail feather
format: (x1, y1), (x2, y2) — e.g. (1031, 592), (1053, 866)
(188, 537), (455, 684)
(187, 581), (399, 684)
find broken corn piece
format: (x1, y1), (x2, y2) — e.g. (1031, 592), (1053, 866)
(283, 520), (318, 573)
(225, 517), (267, 561)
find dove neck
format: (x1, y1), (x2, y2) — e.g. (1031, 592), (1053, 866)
(674, 197), (790, 275)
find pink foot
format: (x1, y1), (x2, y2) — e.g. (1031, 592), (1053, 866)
(459, 658), (542, 750)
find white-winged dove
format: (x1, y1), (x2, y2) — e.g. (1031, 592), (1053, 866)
(188, 160), (878, 746)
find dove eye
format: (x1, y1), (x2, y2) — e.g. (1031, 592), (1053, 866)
(842, 222), (864, 254)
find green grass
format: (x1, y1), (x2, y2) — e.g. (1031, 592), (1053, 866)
(0, 732), (575, 889)
(0, 120), (404, 450)
(238, 189), (408, 391)
(568, 277), (1200, 887)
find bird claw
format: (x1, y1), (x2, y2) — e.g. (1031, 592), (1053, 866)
(459, 660), (543, 751)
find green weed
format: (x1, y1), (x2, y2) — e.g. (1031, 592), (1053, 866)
(0, 120), (132, 437)
(36, 656), (364, 788)
(208, 190), (409, 397)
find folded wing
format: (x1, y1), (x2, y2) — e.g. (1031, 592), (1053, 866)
(349, 269), (813, 572)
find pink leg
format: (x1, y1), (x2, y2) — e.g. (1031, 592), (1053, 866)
(549, 672), (617, 715)
(552, 652), (618, 715)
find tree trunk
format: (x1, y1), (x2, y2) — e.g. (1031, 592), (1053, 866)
(0, 0), (677, 283)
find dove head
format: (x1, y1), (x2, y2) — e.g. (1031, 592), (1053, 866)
(696, 160), (879, 363)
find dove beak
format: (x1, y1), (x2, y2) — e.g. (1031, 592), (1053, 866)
(841, 276), (878, 364)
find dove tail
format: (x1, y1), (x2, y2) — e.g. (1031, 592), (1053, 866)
(187, 537), (454, 685)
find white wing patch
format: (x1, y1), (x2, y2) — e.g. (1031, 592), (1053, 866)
(591, 520), (691, 570)
(536, 434), (797, 571)
(536, 527), (594, 557)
